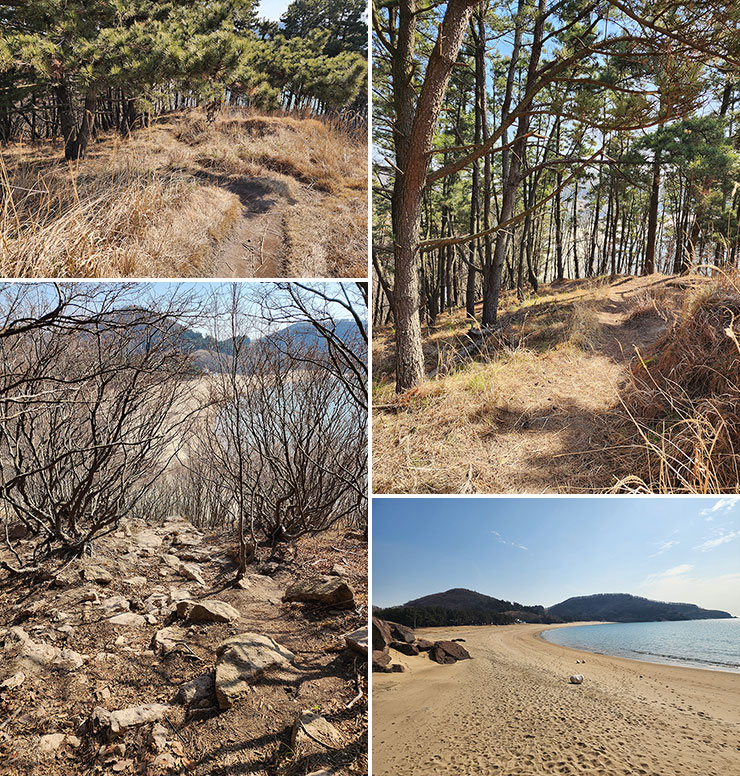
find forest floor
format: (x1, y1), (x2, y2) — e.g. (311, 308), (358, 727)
(0, 108), (367, 278)
(0, 516), (368, 775)
(373, 273), (715, 493)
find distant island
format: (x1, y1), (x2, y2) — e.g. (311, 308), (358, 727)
(375, 588), (734, 628)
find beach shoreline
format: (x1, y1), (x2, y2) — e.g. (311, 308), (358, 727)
(373, 622), (740, 775)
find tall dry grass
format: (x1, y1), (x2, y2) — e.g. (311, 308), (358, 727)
(613, 273), (740, 493)
(0, 107), (367, 278)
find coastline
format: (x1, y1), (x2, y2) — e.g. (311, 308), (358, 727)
(535, 620), (740, 674)
(373, 622), (740, 775)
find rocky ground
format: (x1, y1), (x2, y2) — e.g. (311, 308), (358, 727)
(0, 516), (368, 775)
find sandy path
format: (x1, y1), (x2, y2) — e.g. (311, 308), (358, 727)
(372, 623), (740, 775)
(210, 179), (287, 277)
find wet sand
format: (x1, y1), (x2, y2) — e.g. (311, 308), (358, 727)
(372, 623), (740, 775)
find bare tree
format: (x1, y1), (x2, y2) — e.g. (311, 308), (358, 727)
(183, 283), (367, 580)
(0, 284), (199, 572)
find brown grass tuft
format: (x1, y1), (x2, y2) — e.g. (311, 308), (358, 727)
(613, 279), (740, 493)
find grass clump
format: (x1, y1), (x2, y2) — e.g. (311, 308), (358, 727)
(616, 281), (740, 493)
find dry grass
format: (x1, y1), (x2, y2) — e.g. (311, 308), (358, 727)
(611, 274), (740, 493)
(372, 278), (633, 493)
(0, 107), (367, 278)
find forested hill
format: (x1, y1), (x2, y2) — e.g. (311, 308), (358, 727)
(376, 587), (559, 628)
(375, 588), (733, 628)
(549, 594), (734, 623)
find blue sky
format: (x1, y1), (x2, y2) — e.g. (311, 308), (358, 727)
(372, 498), (740, 616)
(258, 0), (290, 21)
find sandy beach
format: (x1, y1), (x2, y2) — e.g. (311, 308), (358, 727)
(372, 622), (740, 775)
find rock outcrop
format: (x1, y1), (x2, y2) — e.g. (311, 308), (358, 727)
(175, 599), (240, 624)
(214, 633), (294, 709)
(283, 577), (355, 608)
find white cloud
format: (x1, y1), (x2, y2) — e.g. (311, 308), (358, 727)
(701, 497), (740, 519)
(645, 564), (693, 583)
(490, 530), (528, 551)
(695, 530), (740, 552)
(650, 539), (679, 557)
(639, 570), (740, 616)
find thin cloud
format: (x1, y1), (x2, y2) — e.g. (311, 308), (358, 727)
(695, 530), (740, 552)
(701, 497), (740, 519)
(490, 530), (528, 551)
(650, 539), (679, 557)
(645, 564), (693, 583)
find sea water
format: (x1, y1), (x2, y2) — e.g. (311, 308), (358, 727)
(541, 618), (740, 673)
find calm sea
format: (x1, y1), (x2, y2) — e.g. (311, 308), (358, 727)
(541, 619), (740, 673)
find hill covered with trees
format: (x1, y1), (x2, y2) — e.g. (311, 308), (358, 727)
(549, 593), (733, 623)
(1, 0), (367, 158)
(375, 588), (732, 628)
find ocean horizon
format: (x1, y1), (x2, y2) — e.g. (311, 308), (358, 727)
(541, 618), (740, 673)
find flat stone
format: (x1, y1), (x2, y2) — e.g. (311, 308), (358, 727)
(215, 633), (294, 709)
(0, 671), (25, 690)
(176, 599), (240, 624)
(291, 711), (343, 754)
(109, 704), (170, 735)
(101, 596), (130, 616)
(39, 733), (66, 753)
(176, 562), (206, 587)
(283, 576), (355, 608)
(134, 531), (163, 552)
(344, 627), (368, 656)
(124, 576), (148, 587)
(81, 566), (113, 585)
(108, 613), (145, 627)
(151, 626), (184, 655)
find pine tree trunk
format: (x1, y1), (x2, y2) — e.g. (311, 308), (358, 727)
(65, 91), (97, 160)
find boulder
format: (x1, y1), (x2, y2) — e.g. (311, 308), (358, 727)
(107, 613), (146, 627)
(214, 633), (294, 709)
(81, 566), (113, 585)
(283, 577), (354, 609)
(174, 672), (215, 706)
(291, 710), (343, 755)
(387, 621), (415, 644)
(109, 704), (170, 735)
(372, 649), (391, 673)
(101, 596), (130, 616)
(390, 664), (405, 673)
(415, 639), (434, 652)
(176, 562), (206, 587)
(7, 629), (84, 673)
(570, 674), (584, 685)
(390, 640), (419, 656)
(134, 530), (163, 552)
(343, 627), (368, 656)
(151, 626), (183, 655)
(372, 617), (392, 651)
(175, 599), (240, 624)
(430, 640), (471, 664)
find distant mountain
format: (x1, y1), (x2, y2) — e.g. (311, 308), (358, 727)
(175, 318), (363, 373)
(375, 587), (734, 630)
(548, 593), (733, 623)
(375, 587), (560, 629)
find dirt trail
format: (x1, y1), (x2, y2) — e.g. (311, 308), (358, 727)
(210, 179), (288, 278)
(374, 275), (704, 493)
(0, 517), (367, 774)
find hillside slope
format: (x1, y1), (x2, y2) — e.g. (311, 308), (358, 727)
(549, 593), (733, 622)
(1, 108), (367, 279)
(373, 274), (713, 493)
